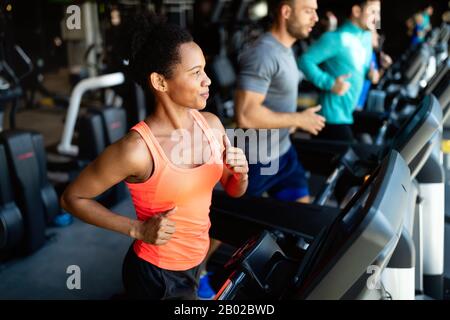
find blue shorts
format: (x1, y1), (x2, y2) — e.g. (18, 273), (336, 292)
(246, 145), (310, 201)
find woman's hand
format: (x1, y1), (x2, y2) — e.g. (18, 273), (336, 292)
(223, 135), (249, 182)
(131, 207), (177, 245)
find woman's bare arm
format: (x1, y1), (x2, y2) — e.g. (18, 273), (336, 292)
(60, 133), (161, 241)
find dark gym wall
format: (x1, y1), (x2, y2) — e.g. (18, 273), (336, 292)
(317, 0), (448, 58)
(5, 0), (67, 70)
(380, 0), (447, 58)
(4, 0), (449, 67)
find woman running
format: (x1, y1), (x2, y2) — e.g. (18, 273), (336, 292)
(60, 14), (248, 300)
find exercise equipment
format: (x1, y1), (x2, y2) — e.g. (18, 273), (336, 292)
(210, 95), (441, 300)
(0, 131), (47, 254)
(214, 151), (411, 300)
(57, 72), (125, 156)
(0, 144), (23, 259)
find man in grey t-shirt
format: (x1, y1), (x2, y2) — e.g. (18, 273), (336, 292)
(235, 0), (325, 203)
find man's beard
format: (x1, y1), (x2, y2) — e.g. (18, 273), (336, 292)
(287, 21), (308, 39)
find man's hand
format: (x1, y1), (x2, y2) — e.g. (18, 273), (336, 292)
(380, 52), (393, 70)
(331, 74), (351, 96)
(131, 207), (177, 245)
(295, 105), (326, 136)
(368, 62), (381, 85)
(223, 135), (249, 181)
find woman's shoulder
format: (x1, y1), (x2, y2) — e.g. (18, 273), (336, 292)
(198, 111), (225, 133)
(198, 111), (226, 151)
(112, 130), (152, 170)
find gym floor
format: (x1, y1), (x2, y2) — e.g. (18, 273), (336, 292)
(0, 196), (135, 300)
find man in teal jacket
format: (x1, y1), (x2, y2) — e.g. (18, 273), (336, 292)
(298, 0), (381, 141)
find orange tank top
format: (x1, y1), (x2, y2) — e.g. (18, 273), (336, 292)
(125, 110), (223, 271)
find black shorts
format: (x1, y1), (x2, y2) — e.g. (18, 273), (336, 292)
(122, 244), (202, 300)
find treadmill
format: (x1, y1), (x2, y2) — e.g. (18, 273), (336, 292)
(210, 95), (441, 299)
(214, 151), (411, 300)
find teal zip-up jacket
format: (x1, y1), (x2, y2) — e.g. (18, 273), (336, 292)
(298, 21), (373, 124)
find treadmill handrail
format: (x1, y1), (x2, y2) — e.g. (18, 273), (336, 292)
(57, 72), (125, 156)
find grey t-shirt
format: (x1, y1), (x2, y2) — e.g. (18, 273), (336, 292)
(237, 32), (301, 164)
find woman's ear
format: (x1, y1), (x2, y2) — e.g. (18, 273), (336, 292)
(149, 72), (168, 93)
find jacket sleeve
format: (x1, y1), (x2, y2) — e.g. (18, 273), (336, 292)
(298, 32), (339, 91)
